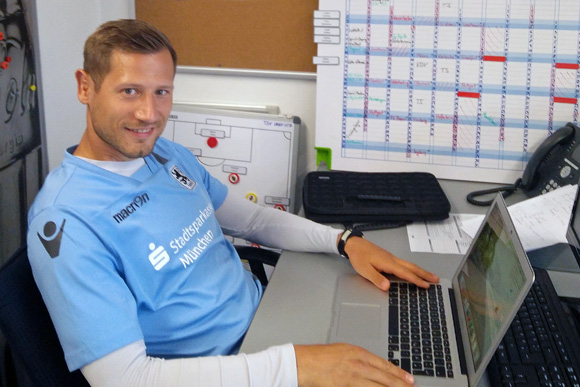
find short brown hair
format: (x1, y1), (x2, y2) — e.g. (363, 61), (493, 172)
(83, 19), (177, 90)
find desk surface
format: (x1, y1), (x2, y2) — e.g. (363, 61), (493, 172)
(239, 179), (580, 383)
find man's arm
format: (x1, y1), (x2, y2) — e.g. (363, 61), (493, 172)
(216, 193), (439, 289)
(81, 340), (298, 386)
(215, 192), (341, 254)
(83, 341), (417, 387)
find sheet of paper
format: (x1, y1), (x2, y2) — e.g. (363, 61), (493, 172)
(408, 184), (578, 254)
(407, 213), (481, 255)
(461, 184), (578, 252)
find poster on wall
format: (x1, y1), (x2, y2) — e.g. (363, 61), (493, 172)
(0, 0), (40, 169)
(0, 0), (42, 264)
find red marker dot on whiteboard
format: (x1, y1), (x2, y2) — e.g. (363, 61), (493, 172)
(207, 137), (218, 148)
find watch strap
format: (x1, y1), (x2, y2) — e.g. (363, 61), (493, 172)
(338, 228), (364, 259)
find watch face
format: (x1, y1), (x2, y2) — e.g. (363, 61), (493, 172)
(341, 230), (352, 241)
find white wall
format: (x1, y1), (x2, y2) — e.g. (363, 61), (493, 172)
(37, 1), (319, 177)
(173, 68), (318, 182)
(36, 0), (135, 171)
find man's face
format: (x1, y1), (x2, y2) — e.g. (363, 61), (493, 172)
(77, 49), (174, 161)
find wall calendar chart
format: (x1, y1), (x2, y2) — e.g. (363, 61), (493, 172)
(314, 0), (580, 183)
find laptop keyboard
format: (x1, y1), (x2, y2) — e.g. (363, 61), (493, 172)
(387, 282), (455, 378)
(487, 268), (580, 387)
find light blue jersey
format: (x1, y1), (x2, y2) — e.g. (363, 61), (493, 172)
(27, 138), (262, 371)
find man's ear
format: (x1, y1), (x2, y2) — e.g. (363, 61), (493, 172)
(75, 69), (92, 105)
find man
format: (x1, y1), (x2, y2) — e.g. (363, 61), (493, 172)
(27, 19), (439, 386)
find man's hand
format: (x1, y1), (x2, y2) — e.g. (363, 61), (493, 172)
(343, 236), (439, 291)
(294, 343), (414, 387)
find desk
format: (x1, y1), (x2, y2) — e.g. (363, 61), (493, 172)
(240, 179), (580, 385)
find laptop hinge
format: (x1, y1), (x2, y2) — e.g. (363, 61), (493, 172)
(449, 288), (468, 376)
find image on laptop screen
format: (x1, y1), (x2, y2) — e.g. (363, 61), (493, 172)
(457, 203), (529, 371)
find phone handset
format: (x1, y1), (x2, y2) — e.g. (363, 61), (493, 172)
(467, 123), (579, 206)
(519, 123), (576, 191)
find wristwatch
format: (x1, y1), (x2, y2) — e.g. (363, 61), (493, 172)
(337, 228), (364, 259)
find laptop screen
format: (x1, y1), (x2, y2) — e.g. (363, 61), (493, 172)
(456, 201), (529, 371)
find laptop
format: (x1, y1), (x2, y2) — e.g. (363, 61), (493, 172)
(328, 194), (535, 386)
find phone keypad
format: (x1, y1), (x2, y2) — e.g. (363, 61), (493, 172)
(541, 179), (560, 194)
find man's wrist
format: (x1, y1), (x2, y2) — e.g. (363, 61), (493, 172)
(337, 228), (364, 259)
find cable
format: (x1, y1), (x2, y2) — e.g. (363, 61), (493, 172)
(466, 178), (522, 206)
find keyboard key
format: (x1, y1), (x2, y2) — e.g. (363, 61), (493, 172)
(413, 369), (434, 376)
(566, 366), (579, 383)
(497, 348), (509, 364)
(544, 347), (557, 364)
(388, 306), (398, 336)
(514, 373), (527, 384)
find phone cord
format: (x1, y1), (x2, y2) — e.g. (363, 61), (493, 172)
(466, 178), (522, 206)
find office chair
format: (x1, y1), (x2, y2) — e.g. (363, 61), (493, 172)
(0, 246), (89, 386)
(0, 245), (279, 386)
(235, 246), (280, 286)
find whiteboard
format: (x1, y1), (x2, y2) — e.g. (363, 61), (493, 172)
(163, 105), (300, 246)
(314, 0), (580, 183)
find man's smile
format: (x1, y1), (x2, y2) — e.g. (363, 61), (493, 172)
(126, 126), (155, 134)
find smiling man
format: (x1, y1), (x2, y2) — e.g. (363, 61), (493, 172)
(27, 19), (438, 386)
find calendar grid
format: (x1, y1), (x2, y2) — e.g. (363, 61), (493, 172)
(330, 0), (580, 179)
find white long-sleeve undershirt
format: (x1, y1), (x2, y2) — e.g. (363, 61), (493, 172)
(82, 340), (298, 387)
(216, 191), (342, 254)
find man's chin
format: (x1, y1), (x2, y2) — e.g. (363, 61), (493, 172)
(120, 144), (156, 160)
(125, 136), (161, 159)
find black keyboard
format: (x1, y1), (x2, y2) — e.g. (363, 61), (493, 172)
(487, 268), (580, 387)
(387, 282), (456, 379)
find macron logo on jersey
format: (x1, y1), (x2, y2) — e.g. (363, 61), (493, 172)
(170, 165), (196, 190)
(38, 220), (66, 258)
(148, 243), (170, 271)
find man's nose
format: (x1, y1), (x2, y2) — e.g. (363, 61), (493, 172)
(135, 94), (156, 122)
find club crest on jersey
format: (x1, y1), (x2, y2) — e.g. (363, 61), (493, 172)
(170, 165), (196, 190)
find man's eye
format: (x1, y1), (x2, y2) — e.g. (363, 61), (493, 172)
(123, 88), (137, 95)
(156, 89), (170, 96)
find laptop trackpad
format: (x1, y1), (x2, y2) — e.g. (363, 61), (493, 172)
(336, 303), (382, 354)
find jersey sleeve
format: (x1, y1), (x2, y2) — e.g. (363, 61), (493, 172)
(27, 206), (143, 371)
